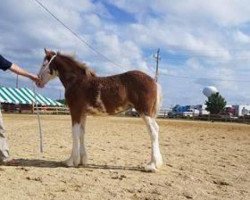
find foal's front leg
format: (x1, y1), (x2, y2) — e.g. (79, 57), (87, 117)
(80, 115), (87, 166)
(64, 123), (81, 167)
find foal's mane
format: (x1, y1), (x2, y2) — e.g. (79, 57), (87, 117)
(58, 52), (96, 77)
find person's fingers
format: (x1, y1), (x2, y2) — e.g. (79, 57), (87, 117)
(30, 75), (40, 82)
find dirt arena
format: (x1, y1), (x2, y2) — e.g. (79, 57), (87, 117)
(0, 114), (249, 200)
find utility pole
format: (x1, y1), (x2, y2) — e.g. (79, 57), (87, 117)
(154, 48), (160, 82)
(16, 74), (19, 88)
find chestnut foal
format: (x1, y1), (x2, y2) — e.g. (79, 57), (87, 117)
(37, 49), (163, 172)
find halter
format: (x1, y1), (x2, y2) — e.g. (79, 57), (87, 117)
(48, 54), (57, 74)
(47, 54), (57, 69)
(40, 54), (57, 76)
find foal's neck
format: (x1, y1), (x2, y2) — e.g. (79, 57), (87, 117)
(57, 70), (81, 90)
(56, 56), (94, 90)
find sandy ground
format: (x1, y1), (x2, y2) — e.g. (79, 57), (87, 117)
(0, 114), (249, 200)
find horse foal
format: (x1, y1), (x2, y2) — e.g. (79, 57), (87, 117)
(37, 49), (163, 172)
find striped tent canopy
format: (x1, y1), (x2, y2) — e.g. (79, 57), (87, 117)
(0, 86), (62, 106)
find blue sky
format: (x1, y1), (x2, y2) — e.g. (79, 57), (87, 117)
(0, 0), (250, 107)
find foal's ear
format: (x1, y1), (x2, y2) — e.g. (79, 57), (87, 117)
(44, 48), (48, 55)
(44, 48), (53, 57)
(44, 48), (56, 59)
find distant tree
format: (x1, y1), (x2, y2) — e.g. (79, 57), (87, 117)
(205, 92), (227, 114)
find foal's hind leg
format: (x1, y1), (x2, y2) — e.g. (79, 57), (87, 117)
(142, 115), (163, 172)
(152, 119), (159, 133)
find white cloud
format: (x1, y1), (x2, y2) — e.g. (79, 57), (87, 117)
(233, 30), (250, 43)
(113, 0), (250, 26)
(0, 0), (250, 106)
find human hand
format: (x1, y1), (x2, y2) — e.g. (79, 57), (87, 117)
(29, 74), (40, 83)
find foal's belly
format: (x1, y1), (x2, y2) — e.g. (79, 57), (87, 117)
(86, 104), (131, 116)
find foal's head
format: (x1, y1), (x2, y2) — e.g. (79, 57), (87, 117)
(37, 49), (58, 88)
(37, 49), (96, 88)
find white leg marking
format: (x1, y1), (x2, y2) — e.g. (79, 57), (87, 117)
(64, 123), (81, 167)
(80, 117), (87, 166)
(152, 119), (159, 133)
(142, 115), (163, 172)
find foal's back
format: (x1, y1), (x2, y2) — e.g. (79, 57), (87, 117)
(93, 70), (158, 117)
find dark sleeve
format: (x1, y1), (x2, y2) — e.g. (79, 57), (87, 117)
(0, 55), (12, 71)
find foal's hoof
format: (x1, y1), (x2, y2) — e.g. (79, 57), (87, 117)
(80, 155), (88, 166)
(156, 157), (163, 169)
(63, 157), (80, 167)
(63, 158), (74, 167)
(144, 162), (157, 173)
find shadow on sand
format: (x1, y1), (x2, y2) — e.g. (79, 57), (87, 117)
(3, 158), (145, 172)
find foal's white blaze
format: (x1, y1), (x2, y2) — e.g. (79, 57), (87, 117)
(142, 115), (163, 172)
(38, 55), (57, 88)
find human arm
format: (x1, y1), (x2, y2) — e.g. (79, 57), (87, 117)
(9, 63), (39, 82)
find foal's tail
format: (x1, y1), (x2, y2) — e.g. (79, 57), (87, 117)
(152, 83), (162, 118)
